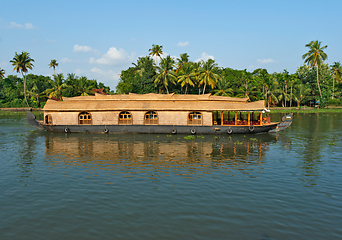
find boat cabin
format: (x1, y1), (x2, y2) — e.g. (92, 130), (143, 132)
(42, 93), (269, 127)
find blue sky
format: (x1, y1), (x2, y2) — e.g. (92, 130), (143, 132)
(1, 0), (341, 90)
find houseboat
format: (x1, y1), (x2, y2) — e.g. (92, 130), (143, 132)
(27, 93), (293, 134)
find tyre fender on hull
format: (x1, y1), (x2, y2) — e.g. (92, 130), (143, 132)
(227, 128), (233, 134)
(249, 125), (254, 132)
(190, 129), (196, 135)
(171, 129), (177, 134)
(64, 127), (70, 133)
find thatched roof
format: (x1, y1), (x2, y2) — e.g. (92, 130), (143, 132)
(43, 93), (265, 112)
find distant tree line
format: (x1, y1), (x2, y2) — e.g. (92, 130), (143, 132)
(117, 41), (342, 108)
(1, 41), (342, 108)
(0, 53), (111, 108)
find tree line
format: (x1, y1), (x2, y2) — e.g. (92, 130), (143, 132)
(1, 40), (342, 108)
(117, 41), (342, 107)
(0, 52), (110, 108)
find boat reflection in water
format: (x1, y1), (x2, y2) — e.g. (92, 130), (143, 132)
(44, 133), (290, 178)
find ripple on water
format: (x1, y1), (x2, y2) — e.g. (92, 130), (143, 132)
(1, 112), (342, 239)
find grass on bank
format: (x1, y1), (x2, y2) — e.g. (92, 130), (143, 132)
(269, 107), (342, 113)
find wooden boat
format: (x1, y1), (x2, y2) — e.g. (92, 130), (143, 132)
(27, 93), (293, 134)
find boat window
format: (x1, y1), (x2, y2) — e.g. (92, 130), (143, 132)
(188, 112), (202, 125)
(45, 114), (52, 125)
(144, 111), (158, 125)
(119, 111), (133, 125)
(79, 112), (92, 125)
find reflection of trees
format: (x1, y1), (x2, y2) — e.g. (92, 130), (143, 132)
(293, 113), (335, 187)
(44, 133), (283, 179)
(17, 131), (40, 182)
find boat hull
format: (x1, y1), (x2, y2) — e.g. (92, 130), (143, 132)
(27, 112), (292, 135)
(41, 123), (278, 134)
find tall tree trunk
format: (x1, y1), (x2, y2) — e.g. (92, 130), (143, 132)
(332, 77), (335, 99)
(285, 82), (287, 107)
(290, 83), (293, 107)
(23, 72), (30, 107)
(202, 83), (206, 94)
(185, 84), (188, 94)
(166, 86), (169, 94)
(316, 65), (322, 98)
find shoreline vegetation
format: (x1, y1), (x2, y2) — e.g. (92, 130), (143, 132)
(1, 41), (341, 110)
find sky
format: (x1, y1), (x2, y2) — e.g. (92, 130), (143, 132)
(1, 0), (341, 91)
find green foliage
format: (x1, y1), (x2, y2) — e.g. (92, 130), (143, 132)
(0, 73), (111, 108)
(4, 42), (342, 108)
(328, 98), (342, 106)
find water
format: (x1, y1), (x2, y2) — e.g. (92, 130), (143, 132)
(1, 112), (341, 239)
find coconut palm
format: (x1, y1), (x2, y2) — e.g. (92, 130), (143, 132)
(294, 83), (311, 107)
(331, 62), (342, 98)
(176, 53), (189, 72)
(153, 55), (176, 94)
(177, 62), (196, 94)
(10, 52), (35, 107)
(148, 44), (163, 66)
(197, 59), (221, 94)
(44, 74), (67, 100)
(49, 59), (59, 75)
(74, 76), (97, 96)
(213, 78), (234, 96)
(302, 40), (328, 98)
(0, 68), (5, 79)
(132, 56), (155, 77)
(27, 82), (45, 108)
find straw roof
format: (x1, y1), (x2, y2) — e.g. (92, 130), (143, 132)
(44, 93), (265, 111)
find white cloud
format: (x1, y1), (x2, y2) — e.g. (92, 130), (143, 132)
(177, 41), (189, 47)
(257, 58), (276, 64)
(75, 69), (82, 75)
(91, 67), (120, 80)
(89, 47), (134, 65)
(61, 57), (72, 63)
(8, 22), (35, 30)
(195, 52), (215, 62)
(73, 44), (93, 52)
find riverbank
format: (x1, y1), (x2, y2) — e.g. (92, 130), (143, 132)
(0, 107), (42, 112)
(269, 106), (342, 113)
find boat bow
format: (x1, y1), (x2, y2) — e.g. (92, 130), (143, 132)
(26, 111), (43, 129)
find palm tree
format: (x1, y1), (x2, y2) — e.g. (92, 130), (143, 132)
(197, 59), (221, 94)
(27, 81), (45, 108)
(49, 59), (59, 75)
(302, 40), (328, 98)
(132, 56), (155, 77)
(74, 76), (97, 96)
(177, 62), (196, 94)
(44, 74), (67, 100)
(10, 52), (35, 107)
(153, 55), (176, 94)
(176, 53), (189, 72)
(331, 62), (342, 99)
(0, 68), (5, 79)
(294, 83), (311, 107)
(213, 78), (234, 96)
(148, 44), (163, 66)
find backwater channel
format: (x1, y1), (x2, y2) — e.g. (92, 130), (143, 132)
(0, 112), (341, 239)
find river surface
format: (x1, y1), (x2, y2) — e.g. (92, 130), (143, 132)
(0, 112), (341, 239)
